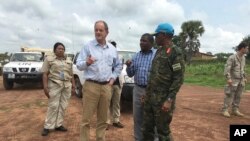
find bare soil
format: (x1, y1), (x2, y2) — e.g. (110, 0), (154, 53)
(0, 76), (250, 141)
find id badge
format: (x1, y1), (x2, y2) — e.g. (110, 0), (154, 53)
(59, 71), (64, 80)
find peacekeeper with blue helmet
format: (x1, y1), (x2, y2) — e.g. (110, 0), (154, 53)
(142, 23), (185, 141)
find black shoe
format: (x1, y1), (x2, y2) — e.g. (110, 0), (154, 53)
(113, 122), (124, 128)
(41, 128), (49, 136)
(55, 126), (68, 132)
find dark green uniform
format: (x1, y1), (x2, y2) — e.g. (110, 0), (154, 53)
(142, 45), (185, 141)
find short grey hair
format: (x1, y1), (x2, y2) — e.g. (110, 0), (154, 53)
(95, 20), (109, 32)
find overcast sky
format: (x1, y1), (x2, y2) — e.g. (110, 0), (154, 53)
(0, 0), (249, 54)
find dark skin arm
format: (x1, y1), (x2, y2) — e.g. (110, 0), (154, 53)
(161, 100), (172, 112)
(42, 72), (50, 98)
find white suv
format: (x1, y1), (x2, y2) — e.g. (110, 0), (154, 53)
(2, 52), (43, 89)
(118, 50), (136, 101)
(71, 52), (85, 98)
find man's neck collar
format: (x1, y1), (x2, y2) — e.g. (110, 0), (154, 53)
(97, 40), (106, 47)
(237, 51), (244, 57)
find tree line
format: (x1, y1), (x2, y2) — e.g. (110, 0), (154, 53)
(0, 52), (11, 65)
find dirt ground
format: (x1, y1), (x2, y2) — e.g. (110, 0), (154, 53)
(0, 76), (250, 141)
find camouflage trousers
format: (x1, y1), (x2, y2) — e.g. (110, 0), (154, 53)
(142, 93), (175, 141)
(222, 84), (244, 112)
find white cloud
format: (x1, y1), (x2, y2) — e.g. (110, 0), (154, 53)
(72, 13), (93, 35)
(189, 11), (208, 23)
(53, 35), (72, 44)
(1, 0), (55, 19)
(143, 0), (185, 25)
(10, 34), (20, 41)
(0, 0), (248, 55)
(200, 25), (244, 54)
(26, 39), (36, 46)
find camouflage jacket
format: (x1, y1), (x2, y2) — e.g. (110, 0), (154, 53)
(224, 53), (246, 86)
(147, 44), (185, 101)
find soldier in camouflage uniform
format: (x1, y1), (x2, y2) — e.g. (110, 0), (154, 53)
(41, 42), (75, 136)
(142, 23), (185, 141)
(222, 42), (248, 118)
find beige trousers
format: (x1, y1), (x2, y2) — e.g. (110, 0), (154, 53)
(108, 85), (122, 124)
(80, 81), (112, 141)
(44, 80), (71, 129)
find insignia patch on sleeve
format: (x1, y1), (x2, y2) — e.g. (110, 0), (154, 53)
(172, 63), (181, 71)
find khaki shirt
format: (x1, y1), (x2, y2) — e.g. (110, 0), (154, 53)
(41, 54), (73, 86)
(224, 53), (246, 86)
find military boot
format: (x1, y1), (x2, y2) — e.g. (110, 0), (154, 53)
(232, 110), (244, 117)
(222, 110), (230, 118)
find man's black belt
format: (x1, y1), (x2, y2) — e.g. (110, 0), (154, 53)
(86, 79), (109, 85)
(137, 84), (147, 88)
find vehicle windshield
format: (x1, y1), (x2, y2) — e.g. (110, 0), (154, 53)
(118, 51), (136, 63)
(10, 53), (43, 62)
(66, 53), (75, 62)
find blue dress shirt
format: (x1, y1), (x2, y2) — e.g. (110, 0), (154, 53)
(126, 48), (157, 86)
(76, 39), (122, 82)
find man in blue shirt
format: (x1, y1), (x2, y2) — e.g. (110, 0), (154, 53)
(126, 33), (156, 141)
(76, 20), (122, 141)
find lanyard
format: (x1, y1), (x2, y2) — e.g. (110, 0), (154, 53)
(59, 60), (65, 80)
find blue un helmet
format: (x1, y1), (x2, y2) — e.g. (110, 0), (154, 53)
(152, 23), (174, 36)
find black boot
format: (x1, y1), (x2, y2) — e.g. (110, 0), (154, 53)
(41, 128), (49, 136)
(55, 126), (68, 132)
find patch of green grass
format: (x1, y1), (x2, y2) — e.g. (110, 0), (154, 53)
(184, 59), (250, 90)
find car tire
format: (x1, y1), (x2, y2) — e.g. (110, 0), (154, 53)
(74, 76), (83, 98)
(3, 78), (14, 90)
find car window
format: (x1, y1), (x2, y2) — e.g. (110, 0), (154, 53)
(73, 52), (79, 64)
(67, 53), (75, 61)
(10, 53), (43, 62)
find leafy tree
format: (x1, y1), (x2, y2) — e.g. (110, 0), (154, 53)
(0, 52), (10, 65)
(214, 53), (233, 61)
(176, 20), (205, 64)
(241, 35), (250, 59)
(206, 52), (212, 55)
